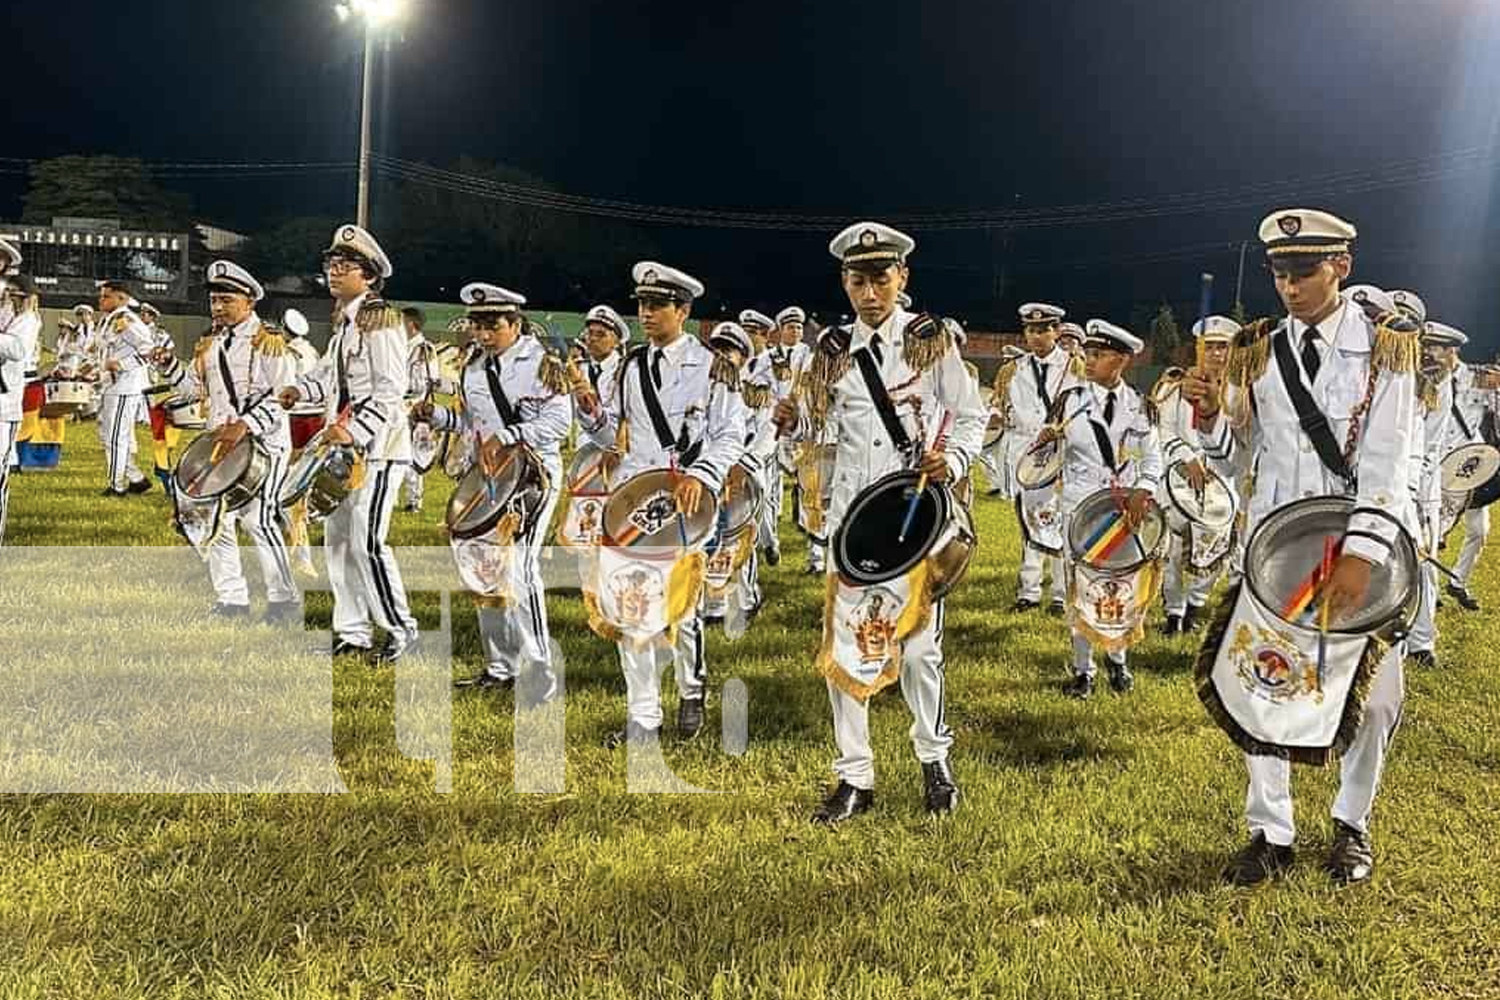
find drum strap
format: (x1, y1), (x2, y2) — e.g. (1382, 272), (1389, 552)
(1031, 358), (1054, 413)
(1271, 330), (1355, 488)
(483, 358), (520, 426)
(217, 344), (241, 414)
(853, 346), (913, 453)
(1088, 418), (1118, 473)
(335, 332), (350, 414)
(634, 348), (679, 451)
(1451, 401), (1474, 442)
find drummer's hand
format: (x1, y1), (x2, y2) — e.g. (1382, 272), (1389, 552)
(1183, 459), (1208, 492)
(1181, 368), (1223, 417)
(323, 424), (354, 447)
(479, 435), (507, 472)
(675, 475), (705, 517)
(773, 398), (799, 434)
(574, 389), (599, 419)
(1122, 489), (1153, 532)
(278, 387), (302, 411)
(1323, 553), (1374, 626)
(410, 400), (435, 423)
(1034, 424), (1060, 447)
(214, 421), (249, 448)
(105, 360), (120, 375)
(919, 449), (952, 484)
(1478, 369), (1500, 391)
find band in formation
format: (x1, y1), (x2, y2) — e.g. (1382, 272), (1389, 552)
(2, 207), (1497, 888)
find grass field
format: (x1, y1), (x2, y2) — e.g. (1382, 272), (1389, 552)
(3, 425), (1499, 999)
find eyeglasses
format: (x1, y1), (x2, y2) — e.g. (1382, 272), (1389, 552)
(324, 258), (363, 276)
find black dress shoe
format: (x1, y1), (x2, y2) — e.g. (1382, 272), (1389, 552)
(372, 632), (418, 665)
(1108, 661), (1134, 694)
(126, 478), (152, 495)
(677, 697), (706, 739)
(1163, 614), (1183, 636)
(702, 613), (725, 627)
(1064, 674), (1094, 700)
(602, 720), (659, 749)
(1013, 598), (1041, 612)
(454, 672), (515, 691)
(764, 545), (781, 567)
(263, 601), (303, 626)
(100, 487), (128, 498)
(1048, 600), (1066, 617)
(922, 761), (960, 816)
(1446, 584), (1481, 611)
(1408, 649), (1439, 669)
(812, 781), (874, 825)
(1183, 604), (1205, 632)
(1326, 820), (1374, 885)
(1222, 832), (1295, 886)
(210, 602), (250, 619)
(330, 639), (374, 660)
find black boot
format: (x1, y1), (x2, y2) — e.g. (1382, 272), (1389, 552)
(454, 671), (515, 692)
(677, 697), (706, 739)
(1222, 832), (1295, 886)
(1064, 674), (1094, 700)
(922, 761), (959, 816)
(1182, 603), (1205, 632)
(1326, 821), (1375, 885)
(811, 781), (874, 825)
(1108, 659), (1134, 694)
(1445, 583), (1480, 612)
(1163, 614), (1183, 636)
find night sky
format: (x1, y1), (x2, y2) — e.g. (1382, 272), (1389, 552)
(5, 0), (1500, 344)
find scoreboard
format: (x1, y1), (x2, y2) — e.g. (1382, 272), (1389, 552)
(1, 218), (192, 304)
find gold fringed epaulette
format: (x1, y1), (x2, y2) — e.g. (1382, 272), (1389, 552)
(1067, 353), (1086, 380)
(964, 360), (980, 382)
(1372, 318), (1421, 376)
(1419, 379), (1441, 413)
(1149, 366), (1185, 405)
(901, 313), (952, 374)
(538, 352), (569, 395)
(1144, 395), (1160, 427)
(710, 353), (741, 391)
(355, 298), (403, 335)
(1226, 318), (1276, 389)
(742, 382), (773, 409)
(991, 357), (1018, 403)
(252, 325), (288, 358)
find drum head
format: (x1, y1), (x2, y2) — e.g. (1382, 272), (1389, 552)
(1015, 439), (1062, 491)
(447, 464), (512, 540)
(983, 414), (1005, 448)
(604, 469), (720, 550)
(175, 434), (253, 501)
(567, 443), (612, 496)
(721, 466), (764, 538)
(1441, 443), (1500, 494)
(1067, 488), (1166, 572)
(834, 471), (950, 587)
(1165, 462), (1236, 531)
(1245, 496), (1418, 635)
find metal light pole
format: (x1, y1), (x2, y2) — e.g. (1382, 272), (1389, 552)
(356, 28), (375, 229)
(1233, 240), (1250, 315)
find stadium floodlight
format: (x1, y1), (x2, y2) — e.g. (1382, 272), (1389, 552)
(335, 0), (406, 228)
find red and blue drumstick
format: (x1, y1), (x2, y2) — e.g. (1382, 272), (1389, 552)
(899, 411), (952, 544)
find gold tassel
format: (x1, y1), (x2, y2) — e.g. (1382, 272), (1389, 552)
(1067, 353), (1086, 381)
(251, 324), (288, 357)
(355, 299), (403, 335)
(991, 358), (1018, 405)
(1149, 367), (1185, 405)
(538, 353), (570, 395)
(710, 354), (741, 391)
(1373, 320), (1420, 375)
(901, 320), (952, 374)
(665, 551), (707, 628)
(742, 383), (772, 409)
(1226, 318), (1275, 390)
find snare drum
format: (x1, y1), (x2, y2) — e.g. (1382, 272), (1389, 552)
(983, 412), (1006, 450)
(40, 379), (94, 418)
(833, 470), (975, 599)
(1198, 496), (1420, 765)
(705, 464), (765, 588)
(410, 418), (445, 476)
(1441, 442), (1500, 512)
(173, 433), (271, 512)
(603, 468), (721, 552)
(557, 443), (614, 547)
(1160, 460), (1239, 574)
(445, 443), (549, 541)
(1015, 437), (1063, 491)
(1065, 488), (1168, 652)
(279, 431), (363, 522)
(165, 397), (207, 431)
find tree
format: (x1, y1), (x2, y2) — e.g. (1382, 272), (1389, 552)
(1150, 303), (1180, 355)
(22, 156), (192, 229)
(243, 216), (342, 282)
(1230, 299), (1249, 325)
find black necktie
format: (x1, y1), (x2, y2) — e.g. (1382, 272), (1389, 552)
(870, 335), (884, 367)
(588, 362), (601, 391)
(1103, 390), (1116, 426)
(651, 349), (664, 389)
(1301, 327), (1322, 383)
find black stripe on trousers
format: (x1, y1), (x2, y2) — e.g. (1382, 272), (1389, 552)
(108, 396), (128, 486)
(365, 464), (404, 631)
(258, 455), (293, 588)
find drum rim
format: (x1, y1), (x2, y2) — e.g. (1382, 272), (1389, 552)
(1066, 487), (1166, 573)
(833, 469), (952, 587)
(445, 452), (539, 541)
(1243, 496), (1418, 635)
(1015, 439), (1062, 490)
(602, 467), (721, 552)
(1441, 442), (1500, 492)
(1164, 461), (1235, 530)
(175, 434), (268, 501)
(279, 436), (357, 509)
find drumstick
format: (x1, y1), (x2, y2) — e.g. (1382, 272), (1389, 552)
(899, 411), (952, 544)
(669, 459), (691, 549)
(1191, 273), (1213, 422)
(1316, 536), (1335, 691)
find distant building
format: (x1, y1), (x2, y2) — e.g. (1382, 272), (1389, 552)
(195, 223), (248, 253)
(2, 217), (191, 303)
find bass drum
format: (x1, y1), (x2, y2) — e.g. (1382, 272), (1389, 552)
(833, 470), (975, 599)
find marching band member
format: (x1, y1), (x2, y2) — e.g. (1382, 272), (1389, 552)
(578, 262), (747, 747)
(739, 309), (784, 566)
(1154, 316), (1239, 634)
(0, 269), (41, 543)
(1443, 335), (1499, 610)
(57, 304), (96, 357)
(140, 301), (184, 489)
(1037, 320), (1162, 698)
(772, 307), (820, 571)
(976, 344), (1024, 498)
(1182, 208), (1418, 886)
(285, 309), (321, 376)
(416, 284), (571, 695)
(575, 304), (629, 411)
(704, 321), (770, 630)
(1001, 303), (1081, 613)
(1406, 319), (1464, 668)
(776, 222), (986, 823)
(156, 261), (300, 621)
(94, 280), (156, 497)
(279, 224), (419, 665)
(773, 306), (812, 386)
(399, 306), (441, 514)
(1057, 322), (1085, 360)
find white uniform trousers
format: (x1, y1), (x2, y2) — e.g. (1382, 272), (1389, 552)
(1018, 545), (1066, 605)
(826, 598), (953, 790)
(477, 484), (560, 691)
(327, 459), (417, 647)
(98, 393), (145, 491)
(1245, 646), (1405, 846)
(618, 612), (706, 732)
(758, 466), (782, 556)
(1070, 632), (1127, 678)
(1409, 501), (1442, 653)
(1455, 506), (1489, 587)
(206, 449), (298, 607)
(703, 548), (762, 625)
(977, 441), (1011, 497)
(1161, 536), (1217, 617)
(0, 419), (16, 544)
(399, 463), (426, 511)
